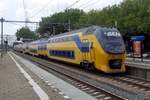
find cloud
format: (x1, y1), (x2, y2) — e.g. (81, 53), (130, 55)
(77, 0), (122, 11)
(0, 0), (123, 36)
(15, 7), (25, 20)
(0, 2), (8, 16)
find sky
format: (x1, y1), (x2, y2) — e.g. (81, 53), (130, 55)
(0, 0), (123, 43)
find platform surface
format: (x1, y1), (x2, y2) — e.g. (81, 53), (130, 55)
(0, 52), (40, 100)
(126, 58), (150, 69)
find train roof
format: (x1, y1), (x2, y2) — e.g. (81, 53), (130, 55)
(28, 26), (117, 44)
(14, 41), (23, 43)
(48, 25), (117, 39)
(29, 38), (49, 44)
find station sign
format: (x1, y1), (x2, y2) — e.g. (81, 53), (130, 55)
(131, 36), (145, 41)
(132, 41), (141, 57)
(131, 36), (145, 58)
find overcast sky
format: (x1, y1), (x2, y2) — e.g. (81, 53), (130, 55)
(0, 0), (123, 37)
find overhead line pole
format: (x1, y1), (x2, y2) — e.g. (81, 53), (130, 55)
(1, 17), (4, 51)
(0, 17), (39, 51)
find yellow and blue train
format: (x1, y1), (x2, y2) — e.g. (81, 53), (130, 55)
(14, 26), (126, 73)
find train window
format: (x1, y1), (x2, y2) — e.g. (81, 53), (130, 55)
(69, 36), (72, 41)
(67, 51), (70, 58)
(71, 51), (74, 58)
(61, 37), (63, 42)
(63, 37), (65, 41)
(56, 51), (58, 55)
(94, 28), (125, 53)
(66, 37), (69, 41)
(59, 38), (61, 42)
(49, 50), (75, 59)
(57, 51), (59, 56)
(52, 50), (54, 55)
(64, 37), (66, 41)
(55, 51), (57, 55)
(55, 39), (57, 42)
(65, 37), (68, 41)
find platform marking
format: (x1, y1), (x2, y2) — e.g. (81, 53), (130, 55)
(9, 52), (49, 100)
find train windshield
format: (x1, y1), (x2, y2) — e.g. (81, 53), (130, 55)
(94, 28), (125, 53)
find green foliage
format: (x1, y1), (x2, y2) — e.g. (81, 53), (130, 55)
(16, 27), (38, 40)
(38, 9), (85, 35)
(38, 0), (150, 36)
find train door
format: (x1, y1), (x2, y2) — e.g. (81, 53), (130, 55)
(81, 39), (95, 69)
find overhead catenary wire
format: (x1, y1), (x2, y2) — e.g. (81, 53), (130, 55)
(30, 0), (54, 18)
(82, 0), (100, 9)
(7, 22), (23, 27)
(65, 0), (82, 9)
(76, 0), (93, 8)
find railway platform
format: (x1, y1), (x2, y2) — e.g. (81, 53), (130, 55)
(126, 58), (150, 81)
(0, 52), (97, 100)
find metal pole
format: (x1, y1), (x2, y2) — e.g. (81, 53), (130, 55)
(68, 19), (71, 32)
(53, 26), (55, 35)
(1, 17), (4, 51)
(141, 41), (143, 62)
(5, 35), (8, 52)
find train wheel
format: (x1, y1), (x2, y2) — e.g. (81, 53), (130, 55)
(81, 61), (95, 71)
(90, 63), (96, 71)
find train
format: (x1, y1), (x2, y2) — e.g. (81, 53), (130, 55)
(14, 26), (126, 73)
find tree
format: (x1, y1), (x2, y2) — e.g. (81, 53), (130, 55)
(16, 27), (38, 40)
(37, 0), (150, 36)
(37, 9), (85, 36)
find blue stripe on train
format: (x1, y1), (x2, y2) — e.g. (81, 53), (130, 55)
(73, 35), (90, 52)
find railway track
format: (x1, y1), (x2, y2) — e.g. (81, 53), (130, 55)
(14, 52), (126, 100)
(14, 51), (150, 100)
(114, 76), (150, 91)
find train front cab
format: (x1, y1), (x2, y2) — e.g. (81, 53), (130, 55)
(94, 28), (126, 73)
(80, 28), (126, 73)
